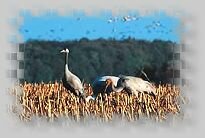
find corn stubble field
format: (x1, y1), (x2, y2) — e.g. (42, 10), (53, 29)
(10, 82), (184, 123)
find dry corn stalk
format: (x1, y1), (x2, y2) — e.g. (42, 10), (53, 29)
(11, 82), (182, 122)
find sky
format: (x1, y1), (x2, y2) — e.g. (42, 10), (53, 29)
(19, 11), (180, 43)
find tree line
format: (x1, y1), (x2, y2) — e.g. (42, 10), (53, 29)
(20, 38), (177, 84)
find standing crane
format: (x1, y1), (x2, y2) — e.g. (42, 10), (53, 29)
(60, 48), (85, 98)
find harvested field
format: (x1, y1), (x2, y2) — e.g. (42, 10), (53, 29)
(10, 82), (183, 122)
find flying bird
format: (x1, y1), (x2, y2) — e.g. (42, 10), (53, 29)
(132, 16), (140, 21)
(24, 29), (29, 33)
(107, 17), (118, 23)
(50, 29), (55, 33)
(122, 16), (132, 22)
(108, 19), (113, 23)
(60, 48), (85, 98)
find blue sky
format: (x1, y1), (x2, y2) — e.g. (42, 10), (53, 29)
(19, 11), (180, 43)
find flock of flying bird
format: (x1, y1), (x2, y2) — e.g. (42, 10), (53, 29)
(107, 15), (140, 23)
(21, 15), (172, 41)
(60, 48), (157, 102)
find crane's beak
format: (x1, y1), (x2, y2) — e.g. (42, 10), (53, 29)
(60, 50), (65, 53)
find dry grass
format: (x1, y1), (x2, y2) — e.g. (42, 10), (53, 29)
(10, 82), (182, 122)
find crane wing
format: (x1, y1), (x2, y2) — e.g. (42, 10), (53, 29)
(67, 74), (83, 90)
(119, 76), (156, 96)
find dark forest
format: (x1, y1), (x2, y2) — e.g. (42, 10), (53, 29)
(20, 38), (177, 84)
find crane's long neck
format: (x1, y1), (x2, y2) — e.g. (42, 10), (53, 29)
(64, 52), (72, 75)
(65, 52), (68, 66)
(110, 83), (124, 92)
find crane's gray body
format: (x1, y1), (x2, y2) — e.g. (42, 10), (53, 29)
(61, 49), (84, 97)
(117, 76), (157, 96)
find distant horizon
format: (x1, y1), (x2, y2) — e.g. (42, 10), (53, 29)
(19, 11), (181, 43)
(22, 37), (178, 44)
